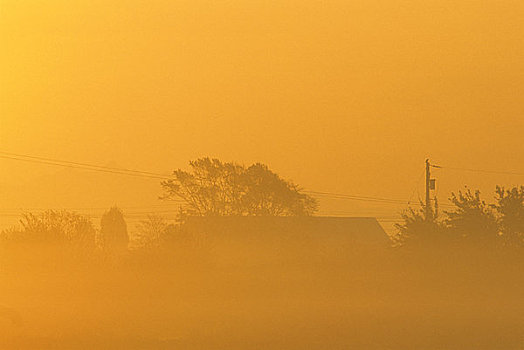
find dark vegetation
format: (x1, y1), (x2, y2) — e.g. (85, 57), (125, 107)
(396, 186), (524, 249)
(0, 159), (522, 349)
(161, 158), (318, 219)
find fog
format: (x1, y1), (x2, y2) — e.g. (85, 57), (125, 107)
(0, 214), (522, 349)
(1, 0), (524, 348)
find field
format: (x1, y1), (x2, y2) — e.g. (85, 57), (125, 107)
(1, 244), (522, 349)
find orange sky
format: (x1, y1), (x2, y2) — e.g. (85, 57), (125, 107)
(1, 0), (524, 229)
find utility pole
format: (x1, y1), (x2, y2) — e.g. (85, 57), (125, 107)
(425, 159), (433, 221)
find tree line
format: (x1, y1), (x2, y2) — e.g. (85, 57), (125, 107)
(1, 157), (523, 253)
(396, 186), (524, 248)
(0, 158), (318, 255)
(0, 207), (129, 254)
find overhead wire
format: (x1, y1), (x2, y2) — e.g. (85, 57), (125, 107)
(432, 163), (524, 177)
(1, 150), (472, 219)
(0, 152), (171, 180)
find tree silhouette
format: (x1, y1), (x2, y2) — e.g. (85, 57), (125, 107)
(0, 210), (96, 251)
(135, 215), (168, 249)
(445, 188), (499, 246)
(161, 158), (318, 219)
(99, 207), (129, 252)
(493, 186), (524, 247)
(394, 201), (447, 247)
(395, 187), (517, 248)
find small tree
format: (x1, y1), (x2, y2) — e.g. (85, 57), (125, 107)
(135, 215), (168, 249)
(99, 207), (129, 252)
(445, 188), (499, 246)
(0, 210), (96, 250)
(394, 202), (446, 247)
(493, 186), (524, 247)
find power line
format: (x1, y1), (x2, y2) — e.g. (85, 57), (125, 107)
(4, 150), (523, 201)
(1, 150), (424, 208)
(0, 151), (171, 178)
(0, 152), (171, 180)
(304, 190), (413, 205)
(433, 164), (524, 177)
(0, 203), (184, 211)
(1, 150), (460, 211)
(309, 191), (456, 208)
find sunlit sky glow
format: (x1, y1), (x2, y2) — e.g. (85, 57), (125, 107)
(1, 0), (523, 229)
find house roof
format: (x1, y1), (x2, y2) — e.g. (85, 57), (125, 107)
(183, 216), (390, 249)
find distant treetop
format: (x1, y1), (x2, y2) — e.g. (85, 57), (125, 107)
(161, 158), (318, 220)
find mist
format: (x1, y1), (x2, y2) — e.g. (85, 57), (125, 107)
(1, 0), (524, 348)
